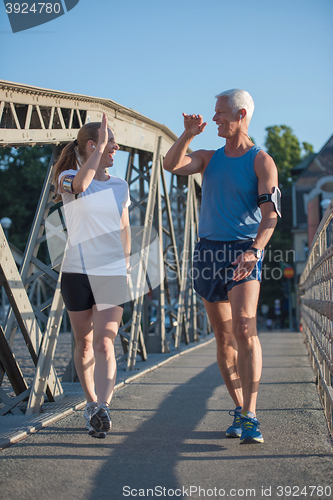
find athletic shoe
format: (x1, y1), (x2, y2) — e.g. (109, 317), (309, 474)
(240, 411), (264, 444)
(84, 402), (106, 439)
(84, 402), (97, 430)
(90, 403), (112, 433)
(87, 424), (107, 439)
(226, 406), (242, 438)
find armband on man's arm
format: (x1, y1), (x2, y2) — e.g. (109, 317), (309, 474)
(62, 175), (75, 194)
(257, 186), (282, 217)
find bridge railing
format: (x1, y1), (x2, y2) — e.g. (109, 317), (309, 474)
(299, 200), (333, 434)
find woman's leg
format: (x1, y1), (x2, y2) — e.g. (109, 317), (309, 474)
(92, 305), (123, 405)
(67, 309), (97, 403)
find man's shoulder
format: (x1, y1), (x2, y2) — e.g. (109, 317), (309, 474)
(254, 149), (275, 167)
(192, 148), (216, 158)
(191, 149), (216, 170)
(254, 149), (277, 175)
(255, 149), (269, 159)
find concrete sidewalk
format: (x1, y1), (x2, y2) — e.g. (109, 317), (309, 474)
(0, 331), (332, 500)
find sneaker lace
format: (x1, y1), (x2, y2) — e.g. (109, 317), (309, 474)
(229, 409), (241, 425)
(242, 416), (260, 431)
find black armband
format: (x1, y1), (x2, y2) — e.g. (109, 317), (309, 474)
(62, 175), (75, 194)
(257, 186), (282, 218)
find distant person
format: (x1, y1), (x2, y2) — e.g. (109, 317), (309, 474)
(164, 89), (280, 443)
(266, 318), (273, 331)
(53, 113), (131, 438)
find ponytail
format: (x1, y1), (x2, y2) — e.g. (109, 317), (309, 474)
(53, 141), (79, 202)
(52, 121), (100, 202)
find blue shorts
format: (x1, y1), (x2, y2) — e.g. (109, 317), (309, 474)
(192, 238), (263, 303)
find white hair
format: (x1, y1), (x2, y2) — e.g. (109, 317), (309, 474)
(215, 89), (254, 124)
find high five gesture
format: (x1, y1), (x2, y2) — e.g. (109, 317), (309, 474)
(163, 112), (213, 176)
(182, 113), (207, 138)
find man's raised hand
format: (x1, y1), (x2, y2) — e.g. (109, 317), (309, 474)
(183, 113), (207, 137)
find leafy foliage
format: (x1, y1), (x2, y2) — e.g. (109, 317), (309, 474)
(265, 125), (313, 190)
(0, 145), (52, 251)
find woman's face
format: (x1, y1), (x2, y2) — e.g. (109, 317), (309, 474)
(100, 128), (119, 168)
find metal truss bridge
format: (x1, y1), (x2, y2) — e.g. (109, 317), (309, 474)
(0, 80), (210, 417)
(1, 80), (332, 437)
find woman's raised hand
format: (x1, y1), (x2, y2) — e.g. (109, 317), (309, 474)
(183, 113), (207, 137)
(98, 112), (109, 148)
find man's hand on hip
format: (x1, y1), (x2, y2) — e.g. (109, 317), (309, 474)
(232, 251), (258, 281)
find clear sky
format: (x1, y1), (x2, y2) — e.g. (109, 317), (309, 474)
(1, 0), (333, 159)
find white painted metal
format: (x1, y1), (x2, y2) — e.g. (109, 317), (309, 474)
(299, 201), (333, 433)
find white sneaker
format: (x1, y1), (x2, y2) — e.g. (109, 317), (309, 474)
(83, 402), (97, 429)
(90, 403), (112, 433)
(84, 402), (107, 439)
(87, 424), (107, 439)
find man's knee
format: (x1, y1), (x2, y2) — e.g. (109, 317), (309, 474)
(214, 327), (236, 347)
(232, 317), (257, 341)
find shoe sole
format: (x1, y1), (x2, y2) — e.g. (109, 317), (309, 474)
(226, 431), (241, 438)
(88, 428), (106, 439)
(90, 410), (112, 432)
(240, 437), (264, 444)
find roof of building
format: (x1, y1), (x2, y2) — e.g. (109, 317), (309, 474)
(295, 135), (333, 190)
(291, 153), (316, 175)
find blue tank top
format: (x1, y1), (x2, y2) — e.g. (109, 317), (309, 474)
(198, 145), (262, 241)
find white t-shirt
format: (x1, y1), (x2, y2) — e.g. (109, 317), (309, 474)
(58, 169), (131, 276)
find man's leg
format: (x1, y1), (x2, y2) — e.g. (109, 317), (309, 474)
(203, 298), (243, 408)
(228, 280), (262, 415)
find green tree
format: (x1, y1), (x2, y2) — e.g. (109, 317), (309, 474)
(265, 125), (313, 190)
(0, 146), (52, 251)
(302, 141), (314, 156)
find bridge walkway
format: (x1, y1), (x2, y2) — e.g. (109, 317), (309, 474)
(0, 330), (332, 500)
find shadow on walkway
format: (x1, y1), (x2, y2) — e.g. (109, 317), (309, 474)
(89, 354), (223, 498)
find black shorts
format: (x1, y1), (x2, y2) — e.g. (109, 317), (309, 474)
(61, 273), (126, 312)
(192, 238), (263, 302)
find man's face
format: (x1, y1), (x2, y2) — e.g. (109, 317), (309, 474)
(212, 96), (238, 138)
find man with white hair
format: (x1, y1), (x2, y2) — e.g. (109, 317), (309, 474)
(163, 89), (279, 444)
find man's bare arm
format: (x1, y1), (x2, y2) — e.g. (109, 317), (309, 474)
(233, 151), (279, 281)
(251, 151), (279, 251)
(163, 114), (211, 176)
